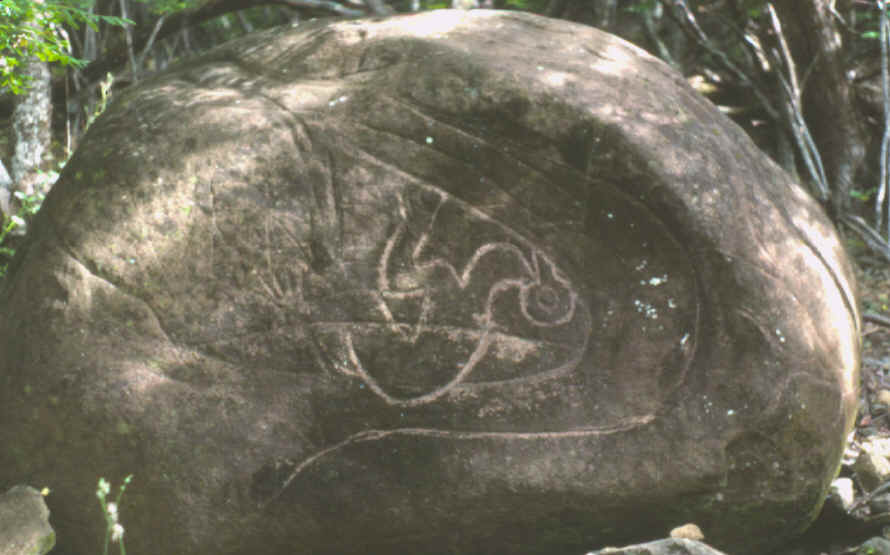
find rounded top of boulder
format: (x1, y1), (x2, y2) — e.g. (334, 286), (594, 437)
(0, 10), (859, 555)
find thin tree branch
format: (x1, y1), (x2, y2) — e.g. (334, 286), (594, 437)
(767, 3), (830, 201)
(769, 4), (800, 100)
(876, 0), (890, 236)
(135, 13), (167, 71)
(640, 5), (677, 68)
(82, 0), (367, 83)
(658, 0), (780, 121)
(118, 0), (139, 81)
(842, 214), (890, 263)
(864, 311), (890, 328)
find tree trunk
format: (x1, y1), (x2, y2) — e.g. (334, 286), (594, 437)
(772, 0), (867, 216)
(0, 159), (12, 221)
(11, 56), (52, 197)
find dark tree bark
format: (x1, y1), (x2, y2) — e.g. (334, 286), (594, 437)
(773, 0), (867, 215)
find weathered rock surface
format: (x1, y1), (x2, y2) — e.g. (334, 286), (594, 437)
(0, 486), (55, 555)
(0, 9), (859, 555)
(587, 538), (727, 555)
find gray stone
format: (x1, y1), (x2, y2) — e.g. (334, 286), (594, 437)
(0, 485), (55, 555)
(587, 538), (727, 555)
(669, 523), (705, 541)
(829, 477), (856, 512)
(855, 442), (890, 492)
(858, 537), (890, 555)
(0, 9), (860, 555)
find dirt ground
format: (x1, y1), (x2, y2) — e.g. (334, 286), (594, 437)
(855, 257), (890, 435)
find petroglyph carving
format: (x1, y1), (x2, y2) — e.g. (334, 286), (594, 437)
(317, 187), (592, 406)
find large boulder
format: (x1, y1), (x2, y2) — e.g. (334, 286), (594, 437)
(0, 9), (859, 555)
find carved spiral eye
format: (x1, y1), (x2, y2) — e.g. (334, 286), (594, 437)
(521, 281), (577, 327)
(532, 284), (561, 313)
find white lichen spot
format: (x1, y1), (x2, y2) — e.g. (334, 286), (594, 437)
(668, 298), (677, 309)
(393, 272), (420, 290)
(111, 523), (124, 543)
(633, 299), (658, 319)
(775, 328), (786, 343)
(606, 212), (614, 219)
(544, 72), (569, 87)
(635, 260), (648, 271)
(647, 274), (668, 286)
(727, 409), (735, 416)
(425, 136), (434, 145)
(493, 337), (537, 362)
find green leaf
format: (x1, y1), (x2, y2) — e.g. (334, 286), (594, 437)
(1, 0), (129, 94)
(624, 0), (658, 14)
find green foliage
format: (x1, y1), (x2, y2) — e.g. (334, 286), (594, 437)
(14, 188), (44, 216)
(97, 475), (133, 555)
(851, 187), (879, 202)
(858, 4), (888, 40)
(742, 1), (765, 18)
(136, 0), (190, 15)
(503, 0), (548, 11)
(0, 189), (44, 278)
(623, 0), (658, 14)
(84, 72), (114, 132)
(0, 0), (129, 93)
(0, 63), (106, 279)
